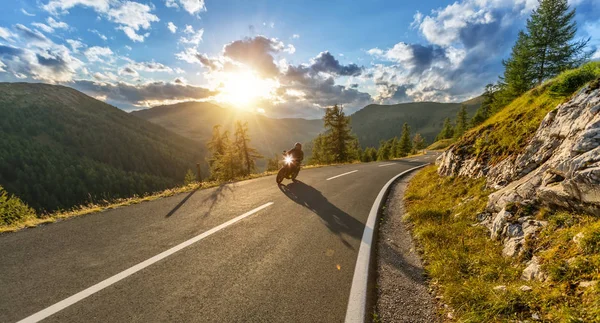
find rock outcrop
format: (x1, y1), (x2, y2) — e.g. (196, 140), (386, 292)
(436, 83), (600, 268)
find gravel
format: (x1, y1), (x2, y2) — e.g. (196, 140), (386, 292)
(374, 173), (440, 323)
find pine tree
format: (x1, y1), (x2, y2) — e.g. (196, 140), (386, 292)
(527, 0), (589, 84)
(412, 133), (425, 153)
(233, 121), (263, 176)
(389, 137), (399, 158)
(471, 84), (497, 126)
(323, 105), (354, 163)
(437, 118), (454, 140)
(453, 106), (468, 139)
(207, 125), (230, 180)
(377, 140), (391, 161)
(310, 134), (330, 164)
(501, 31), (536, 98)
(184, 169), (196, 185)
(398, 123), (412, 157)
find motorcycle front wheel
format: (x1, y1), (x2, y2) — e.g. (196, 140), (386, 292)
(276, 168), (286, 184)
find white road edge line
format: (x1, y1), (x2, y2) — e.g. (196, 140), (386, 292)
(377, 163), (395, 167)
(344, 164), (429, 323)
(326, 170), (358, 181)
(17, 202), (275, 323)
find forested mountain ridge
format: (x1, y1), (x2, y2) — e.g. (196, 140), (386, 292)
(131, 101), (324, 160)
(0, 83), (204, 212)
(350, 98), (482, 148)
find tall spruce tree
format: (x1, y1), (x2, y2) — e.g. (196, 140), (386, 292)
(437, 117), (454, 140)
(527, 0), (589, 84)
(501, 31), (536, 98)
(207, 125), (229, 179)
(398, 123), (412, 157)
(323, 105), (354, 163)
(233, 121), (263, 176)
(412, 133), (425, 153)
(453, 105), (469, 139)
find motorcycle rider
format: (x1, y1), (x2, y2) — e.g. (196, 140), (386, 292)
(286, 142), (304, 172)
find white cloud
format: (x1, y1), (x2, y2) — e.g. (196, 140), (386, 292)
(0, 60), (6, 72)
(179, 26), (203, 45)
(0, 43), (84, 82)
(167, 22), (177, 33)
(284, 44), (296, 54)
(107, 1), (159, 42)
(165, 0), (206, 16)
(410, 11), (423, 29)
(118, 26), (146, 42)
(367, 48), (384, 56)
(93, 71), (118, 81)
(42, 0), (112, 15)
(292, 34), (300, 39)
(66, 39), (85, 53)
(125, 45), (132, 50)
(32, 23), (54, 33)
(47, 17), (69, 29)
(21, 9), (36, 16)
(89, 29), (108, 41)
(84, 46), (113, 62)
(175, 47), (201, 64)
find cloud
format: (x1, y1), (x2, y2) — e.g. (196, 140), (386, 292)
(118, 66), (139, 77)
(66, 39), (85, 53)
(179, 25), (203, 45)
(222, 36), (287, 77)
(42, 0), (112, 15)
(70, 79), (218, 107)
(89, 29), (107, 41)
(309, 51), (362, 76)
(21, 9), (36, 16)
(0, 27), (15, 41)
(167, 22), (177, 33)
(0, 44), (83, 82)
(42, 0), (158, 42)
(107, 1), (159, 42)
(15, 24), (50, 44)
(292, 34), (300, 39)
(84, 46), (113, 62)
(175, 47), (221, 70)
(125, 59), (174, 73)
(93, 71), (118, 81)
(165, 0), (206, 16)
(31, 23), (54, 33)
(47, 17), (69, 29)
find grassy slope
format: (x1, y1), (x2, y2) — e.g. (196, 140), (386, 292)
(404, 64), (600, 321)
(405, 166), (600, 322)
(350, 98), (481, 148)
(454, 62), (600, 164)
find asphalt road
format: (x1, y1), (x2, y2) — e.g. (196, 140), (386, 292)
(0, 152), (440, 323)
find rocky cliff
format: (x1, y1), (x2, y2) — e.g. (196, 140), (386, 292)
(436, 80), (600, 273)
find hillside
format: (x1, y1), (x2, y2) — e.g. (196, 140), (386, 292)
(0, 83), (205, 212)
(411, 63), (600, 321)
(350, 98), (481, 148)
(132, 102), (324, 161)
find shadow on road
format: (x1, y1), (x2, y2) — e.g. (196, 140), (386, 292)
(165, 184), (233, 218)
(165, 189), (198, 218)
(278, 180), (363, 249)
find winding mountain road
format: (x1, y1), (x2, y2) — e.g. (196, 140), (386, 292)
(0, 152), (439, 323)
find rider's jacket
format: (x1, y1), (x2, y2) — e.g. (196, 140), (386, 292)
(286, 147), (304, 163)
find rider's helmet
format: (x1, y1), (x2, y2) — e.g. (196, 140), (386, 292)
(295, 142), (302, 149)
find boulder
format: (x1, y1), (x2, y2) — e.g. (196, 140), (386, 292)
(521, 256), (546, 281)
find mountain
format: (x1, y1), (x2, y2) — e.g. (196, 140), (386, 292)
(131, 102), (324, 161)
(0, 83), (205, 212)
(350, 98), (482, 148)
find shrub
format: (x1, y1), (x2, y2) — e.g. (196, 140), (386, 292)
(0, 185), (36, 226)
(549, 62), (600, 96)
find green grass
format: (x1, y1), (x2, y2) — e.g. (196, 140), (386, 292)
(455, 62), (600, 165)
(427, 138), (455, 150)
(405, 166), (600, 322)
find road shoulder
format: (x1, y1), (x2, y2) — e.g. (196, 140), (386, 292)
(374, 172), (440, 323)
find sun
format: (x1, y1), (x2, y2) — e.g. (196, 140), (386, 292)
(219, 70), (277, 107)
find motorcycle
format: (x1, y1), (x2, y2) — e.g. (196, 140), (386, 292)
(276, 151), (300, 184)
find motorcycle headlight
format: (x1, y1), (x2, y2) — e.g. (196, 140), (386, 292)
(284, 156), (293, 165)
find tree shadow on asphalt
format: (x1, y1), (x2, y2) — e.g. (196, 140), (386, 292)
(165, 184), (233, 218)
(278, 180), (363, 249)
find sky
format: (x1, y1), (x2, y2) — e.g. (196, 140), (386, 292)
(0, 0), (599, 118)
